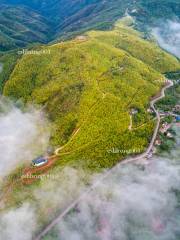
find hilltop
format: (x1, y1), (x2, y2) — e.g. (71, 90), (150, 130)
(3, 18), (180, 170)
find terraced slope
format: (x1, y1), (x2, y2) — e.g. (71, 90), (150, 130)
(3, 20), (180, 170)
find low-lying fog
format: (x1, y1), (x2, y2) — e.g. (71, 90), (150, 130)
(53, 128), (180, 240)
(0, 97), (50, 178)
(0, 101), (179, 240)
(152, 20), (180, 58)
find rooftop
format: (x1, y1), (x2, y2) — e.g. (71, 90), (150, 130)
(32, 156), (48, 164)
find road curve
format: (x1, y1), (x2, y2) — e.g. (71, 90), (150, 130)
(122, 79), (173, 164)
(34, 79), (173, 240)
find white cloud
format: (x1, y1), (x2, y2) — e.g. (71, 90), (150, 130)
(0, 204), (36, 240)
(152, 20), (180, 58)
(57, 158), (180, 240)
(0, 97), (50, 178)
(0, 97), (180, 240)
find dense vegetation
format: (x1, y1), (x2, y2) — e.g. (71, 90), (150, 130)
(4, 19), (180, 170)
(0, 0), (179, 51)
(0, 51), (19, 92)
(0, 4), (53, 51)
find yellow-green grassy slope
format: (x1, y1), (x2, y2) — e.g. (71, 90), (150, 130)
(3, 19), (180, 170)
(88, 19), (180, 73)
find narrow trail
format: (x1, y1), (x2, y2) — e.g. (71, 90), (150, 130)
(55, 128), (80, 155)
(128, 114), (132, 130)
(34, 79), (173, 240)
(56, 81), (147, 155)
(55, 86), (104, 155)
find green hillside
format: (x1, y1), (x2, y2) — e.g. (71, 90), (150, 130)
(0, 5), (53, 51)
(0, 51), (19, 92)
(88, 19), (180, 73)
(0, 0), (179, 51)
(4, 19), (180, 170)
(55, 0), (180, 40)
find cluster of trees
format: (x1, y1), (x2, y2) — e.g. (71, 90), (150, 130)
(0, 51), (19, 92)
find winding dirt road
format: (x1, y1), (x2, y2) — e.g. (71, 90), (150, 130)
(34, 79), (173, 240)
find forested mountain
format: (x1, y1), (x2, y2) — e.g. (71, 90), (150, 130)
(0, 1), (180, 232)
(0, 4), (53, 51)
(0, 0), (180, 51)
(3, 19), (180, 168)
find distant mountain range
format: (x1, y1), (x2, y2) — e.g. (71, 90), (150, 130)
(0, 0), (180, 51)
(0, 4), (53, 51)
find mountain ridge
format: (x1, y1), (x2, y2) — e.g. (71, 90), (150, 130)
(0, 0), (180, 51)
